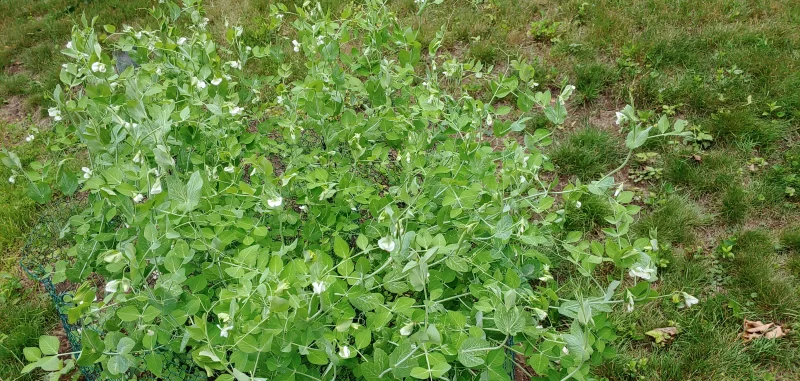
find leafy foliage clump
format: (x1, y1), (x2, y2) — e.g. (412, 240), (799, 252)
(1, 1), (694, 380)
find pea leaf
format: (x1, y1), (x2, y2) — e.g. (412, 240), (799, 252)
(458, 337), (490, 367)
(39, 336), (60, 356)
(495, 307), (525, 335)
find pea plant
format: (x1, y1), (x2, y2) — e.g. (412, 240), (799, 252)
(2, 1), (696, 380)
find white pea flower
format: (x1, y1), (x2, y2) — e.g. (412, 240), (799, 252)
(312, 281), (326, 294)
(682, 292), (699, 308)
(82, 167), (92, 179)
(211, 77), (222, 86)
(628, 266), (655, 281)
(625, 291), (635, 313)
(299, 205), (308, 212)
(615, 112), (627, 125)
(132, 151), (142, 164)
(8, 175), (16, 184)
(24, 134), (35, 142)
(66, 41), (73, 49)
(276, 13), (284, 20)
(400, 322), (414, 336)
(316, 36), (325, 46)
(520, 175), (527, 183)
(234, 26), (243, 37)
(155, 66), (162, 76)
(276, 95), (284, 104)
(614, 185), (623, 197)
(150, 179), (162, 195)
(378, 237), (396, 252)
(292, 39), (301, 52)
(147, 329), (155, 336)
(218, 324), (233, 338)
(562, 346), (569, 355)
(338, 345), (351, 358)
(224, 165), (235, 173)
(196, 79), (207, 90)
(486, 113), (493, 126)
(229, 106), (243, 116)
(133, 193), (145, 203)
(91, 62), (106, 73)
(228, 60), (241, 69)
(48, 107), (62, 121)
(267, 195), (283, 208)
(575, 201), (582, 208)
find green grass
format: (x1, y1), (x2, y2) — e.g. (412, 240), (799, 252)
(550, 127), (624, 180)
(1, 0), (799, 378)
(634, 195), (708, 245)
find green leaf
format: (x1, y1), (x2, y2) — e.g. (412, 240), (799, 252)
(185, 171), (203, 211)
(107, 354), (132, 375)
(145, 352), (163, 377)
(117, 337), (135, 355)
(494, 215), (513, 240)
(458, 337), (490, 367)
(494, 307), (525, 335)
(528, 353), (550, 374)
(23, 347), (41, 361)
(544, 102), (567, 125)
(58, 171), (79, 195)
(39, 336), (60, 356)
(389, 341), (416, 378)
(116, 305), (140, 322)
(625, 126), (652, 149)
(39, 356), (61, 371)
(350, 293), (385, 312)
(307, 348), (329, 365)
(361, 348), (389, 381)
(411, 352), (451, 378)
(333, 235), (350, 258)
(27, 183), (52, 204)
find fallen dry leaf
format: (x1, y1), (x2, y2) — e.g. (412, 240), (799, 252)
(692, 154), (702, 162)
(645, 327), (678, 345)
(741, 319), (788, 342)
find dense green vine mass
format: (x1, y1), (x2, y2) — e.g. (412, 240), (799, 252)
(2, 0), (696, 379)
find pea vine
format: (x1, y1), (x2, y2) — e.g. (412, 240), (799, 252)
(1, 1), (697, 380)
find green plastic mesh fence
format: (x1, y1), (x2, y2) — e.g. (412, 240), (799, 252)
(19, 198), (205, 380)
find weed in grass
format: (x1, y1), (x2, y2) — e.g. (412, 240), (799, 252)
(550, 127), (623, 180)
(634, 195), (706, 245)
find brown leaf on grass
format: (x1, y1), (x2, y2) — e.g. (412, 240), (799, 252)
(741, 320), (788, 342)
(692, 154), (702, 162)
(645, 327), (678, 345)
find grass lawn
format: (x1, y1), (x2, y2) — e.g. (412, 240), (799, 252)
(1, 0), (798, 379)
